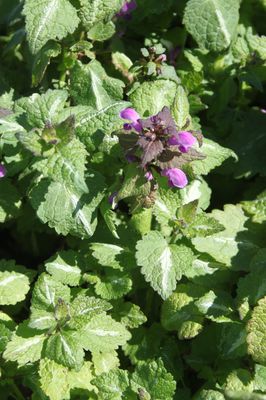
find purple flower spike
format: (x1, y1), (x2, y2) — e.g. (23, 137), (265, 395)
(120, 107), (142, 132)
(0, 164), (6, 178)
(145, 171), (153, 181)
(117, 0), (137, 18)
(161, 168), (188, 188)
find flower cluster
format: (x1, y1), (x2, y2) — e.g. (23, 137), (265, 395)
(119, 106), (204, 188)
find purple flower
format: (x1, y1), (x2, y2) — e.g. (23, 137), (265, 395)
(116, 0), (137, 18)
(120, 108), (142, 132)
(108, 192), (118, 208)
(145, 171), (153, 181)
(0, 164), (6, 178)
(261, 109), (266, 114)
(168, 131), (196, 153)
(161, 168), (188, 188)
(156, 54), (167, 63)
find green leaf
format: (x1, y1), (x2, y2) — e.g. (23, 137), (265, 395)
(87, 20), (116, 41)
(23, 0), (80, 54)
(195, 289), (233, 321)
(93, 369), (132, 400)
(112, 51), (133, 81)
(45, 250), (83, 286)
(0, 322), (12, 353)
(129, 80), (177, 116)
(183, 213), (225, 238)
(247, 296), (266, 365)
(39, 358), (70, 400)
(95, 271), (132, 300)
(0, 113), (24, 142)
(0, 179), (21, 223)
(79, 0), (123, 30)
(91, 242), (124, 270)
(0, 89), (14, 109)
(39, 358), (95, 400)
(192, 204), (257, 268)
(32, 42), (61, 86)
(69, 294), (111, 326)
(226, 110), (266, 178)
(218, 322), (247, 360)
(16, 89), (68, 129)
(70, 60), (124, 109)
(44, 330), (84, 369)
(0, 271), (30, 305)
(92, 350), (120, 375)
(136, 231), (195, 299)
(153, 188), (181, 233)
(242, 190), (266, 223)
(223, 369), (254, 393)
(161, 284), (205, 339)
(30, 171), (105, 238)
(191, 138), (237, 175)
(100, 201), (120, 239)
(3, 328), (46, 366)
(117, 164), (151, 203)
(131, 359), (176, 400)
(183, 0), (240, 52)
(29, 309), (57, 331)
(130, 208), (152, 236)
(237, 251), (266, 318)
(171, 85), (190, 129)
(31, 273), (70, 312)
(112, 301), (147, 329)
(247, 31), (266, 61)
(59, 101), (129, 149)
(79, 313), (131, 354)
(17, 129), (44, 156)
(194, 389), (225, 400)
(35, 138), (88, 191)
(254, 364), (266, 392)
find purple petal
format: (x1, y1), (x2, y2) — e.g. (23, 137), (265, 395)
(123, 123), (133, 130)
(161, 168), (188, 188)
(0, 164), (6, 178)
(178, 131), (197, 145)
(261, 109), (266, 114)
(108, 192), (118, 206)
(117, 0), (137, 17)
(120, 108), (140, 123)
(168, 135), (179, 146)
(145, 171), (153, 181)
(132, 121), (142, 132)
(156, 54), (167, 62)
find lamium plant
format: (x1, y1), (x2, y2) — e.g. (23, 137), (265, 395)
(0, 0), (265, 399)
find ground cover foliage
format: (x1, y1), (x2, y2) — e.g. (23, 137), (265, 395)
(0, 0), (265, 399)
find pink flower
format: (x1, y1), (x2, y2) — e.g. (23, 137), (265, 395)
(156, 54), (167, 63)
(145, 171), (153, 181)
(168, 131), (196, 153)
(120, 108), (142, 132)
(161, 168), (188, 188)
(0, 165), (6, 178)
